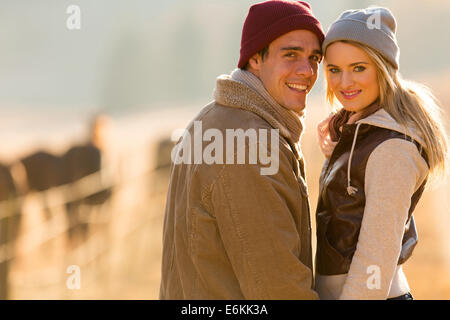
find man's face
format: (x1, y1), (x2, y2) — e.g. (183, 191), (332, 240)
(249, 30), (322, 114)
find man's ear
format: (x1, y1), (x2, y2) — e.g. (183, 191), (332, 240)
(247, 53), (262, 72)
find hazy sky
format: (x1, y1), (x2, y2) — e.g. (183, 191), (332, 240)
(1, 0), (449, 114)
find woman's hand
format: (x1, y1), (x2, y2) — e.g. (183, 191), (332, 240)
(317, 115), (337, 159)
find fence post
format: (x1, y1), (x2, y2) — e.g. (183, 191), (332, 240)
(0, 202), (10, 299)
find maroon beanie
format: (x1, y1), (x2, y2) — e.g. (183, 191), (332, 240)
(238, 0), (324, 69)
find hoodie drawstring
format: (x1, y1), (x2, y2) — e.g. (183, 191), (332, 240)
(347, 122), (362, 195)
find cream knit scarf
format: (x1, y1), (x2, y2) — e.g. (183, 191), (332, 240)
(214, 68), (305, 158)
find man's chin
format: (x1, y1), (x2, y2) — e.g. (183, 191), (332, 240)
(284, 101), (306, 115)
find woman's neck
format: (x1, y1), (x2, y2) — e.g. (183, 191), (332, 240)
(346, 100), (381, 124)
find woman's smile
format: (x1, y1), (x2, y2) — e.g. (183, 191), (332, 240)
(340, 89), (362, 100)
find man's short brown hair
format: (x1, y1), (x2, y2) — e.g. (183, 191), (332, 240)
(243, 45), (269, 70)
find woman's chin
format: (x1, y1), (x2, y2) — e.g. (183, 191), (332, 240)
(340, 102), (363, 113)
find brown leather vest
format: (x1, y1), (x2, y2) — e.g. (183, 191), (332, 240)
(315, 123), (428, 275)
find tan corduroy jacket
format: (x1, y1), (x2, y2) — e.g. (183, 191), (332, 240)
(159, 72), (318, 300)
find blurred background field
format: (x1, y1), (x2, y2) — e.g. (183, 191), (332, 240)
(0, 0), (449, 299)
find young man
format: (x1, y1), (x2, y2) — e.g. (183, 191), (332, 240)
(160, 1), (324, 299)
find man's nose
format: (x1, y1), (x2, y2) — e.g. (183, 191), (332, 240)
(295, 58), (314, 78)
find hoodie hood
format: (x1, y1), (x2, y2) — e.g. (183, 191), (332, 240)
(356, 108), (426, 148)
(345, 108), (426, 196)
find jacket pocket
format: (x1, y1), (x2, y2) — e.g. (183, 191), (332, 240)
(316, 212), (347, 274)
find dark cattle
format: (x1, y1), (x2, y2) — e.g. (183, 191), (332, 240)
(19, 151), (66, 220)
(63, 143), (112, 243)
(17, 115), (113, 246)
(0, 163), (21, 299)
(20, 151), (66, 192)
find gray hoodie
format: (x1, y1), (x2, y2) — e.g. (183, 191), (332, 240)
(316, 108), (429, 300)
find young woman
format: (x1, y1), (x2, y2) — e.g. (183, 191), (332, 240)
(315, 7), (449, 300)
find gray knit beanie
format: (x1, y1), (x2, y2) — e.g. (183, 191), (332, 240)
(322, 7), (399, 69)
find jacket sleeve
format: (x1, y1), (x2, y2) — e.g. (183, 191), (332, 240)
(339, 138), (429, 300)
(210, 139), (318, 300)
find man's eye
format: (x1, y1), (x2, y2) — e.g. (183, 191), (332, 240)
(354, 66), (366, 72)
(285, 53), (295, 58)
(310, 55), (320, 62)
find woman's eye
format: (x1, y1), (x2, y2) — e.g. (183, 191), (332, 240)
(328, 68), (340, 74)
(354, 66), (366, 72)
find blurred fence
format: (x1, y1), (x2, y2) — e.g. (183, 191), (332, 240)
(0, 145), (171, 299)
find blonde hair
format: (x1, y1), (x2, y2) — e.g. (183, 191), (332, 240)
(325, 40), (449, 187)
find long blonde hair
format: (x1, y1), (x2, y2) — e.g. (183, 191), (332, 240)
(325, 40), (449, 187)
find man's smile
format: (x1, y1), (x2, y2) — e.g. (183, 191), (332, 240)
(286, 82), (309, 93)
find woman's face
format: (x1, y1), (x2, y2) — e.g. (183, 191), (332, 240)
(325, 41), (380, 113)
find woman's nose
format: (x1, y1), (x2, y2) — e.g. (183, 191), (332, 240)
(340, 71), (355, 88)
